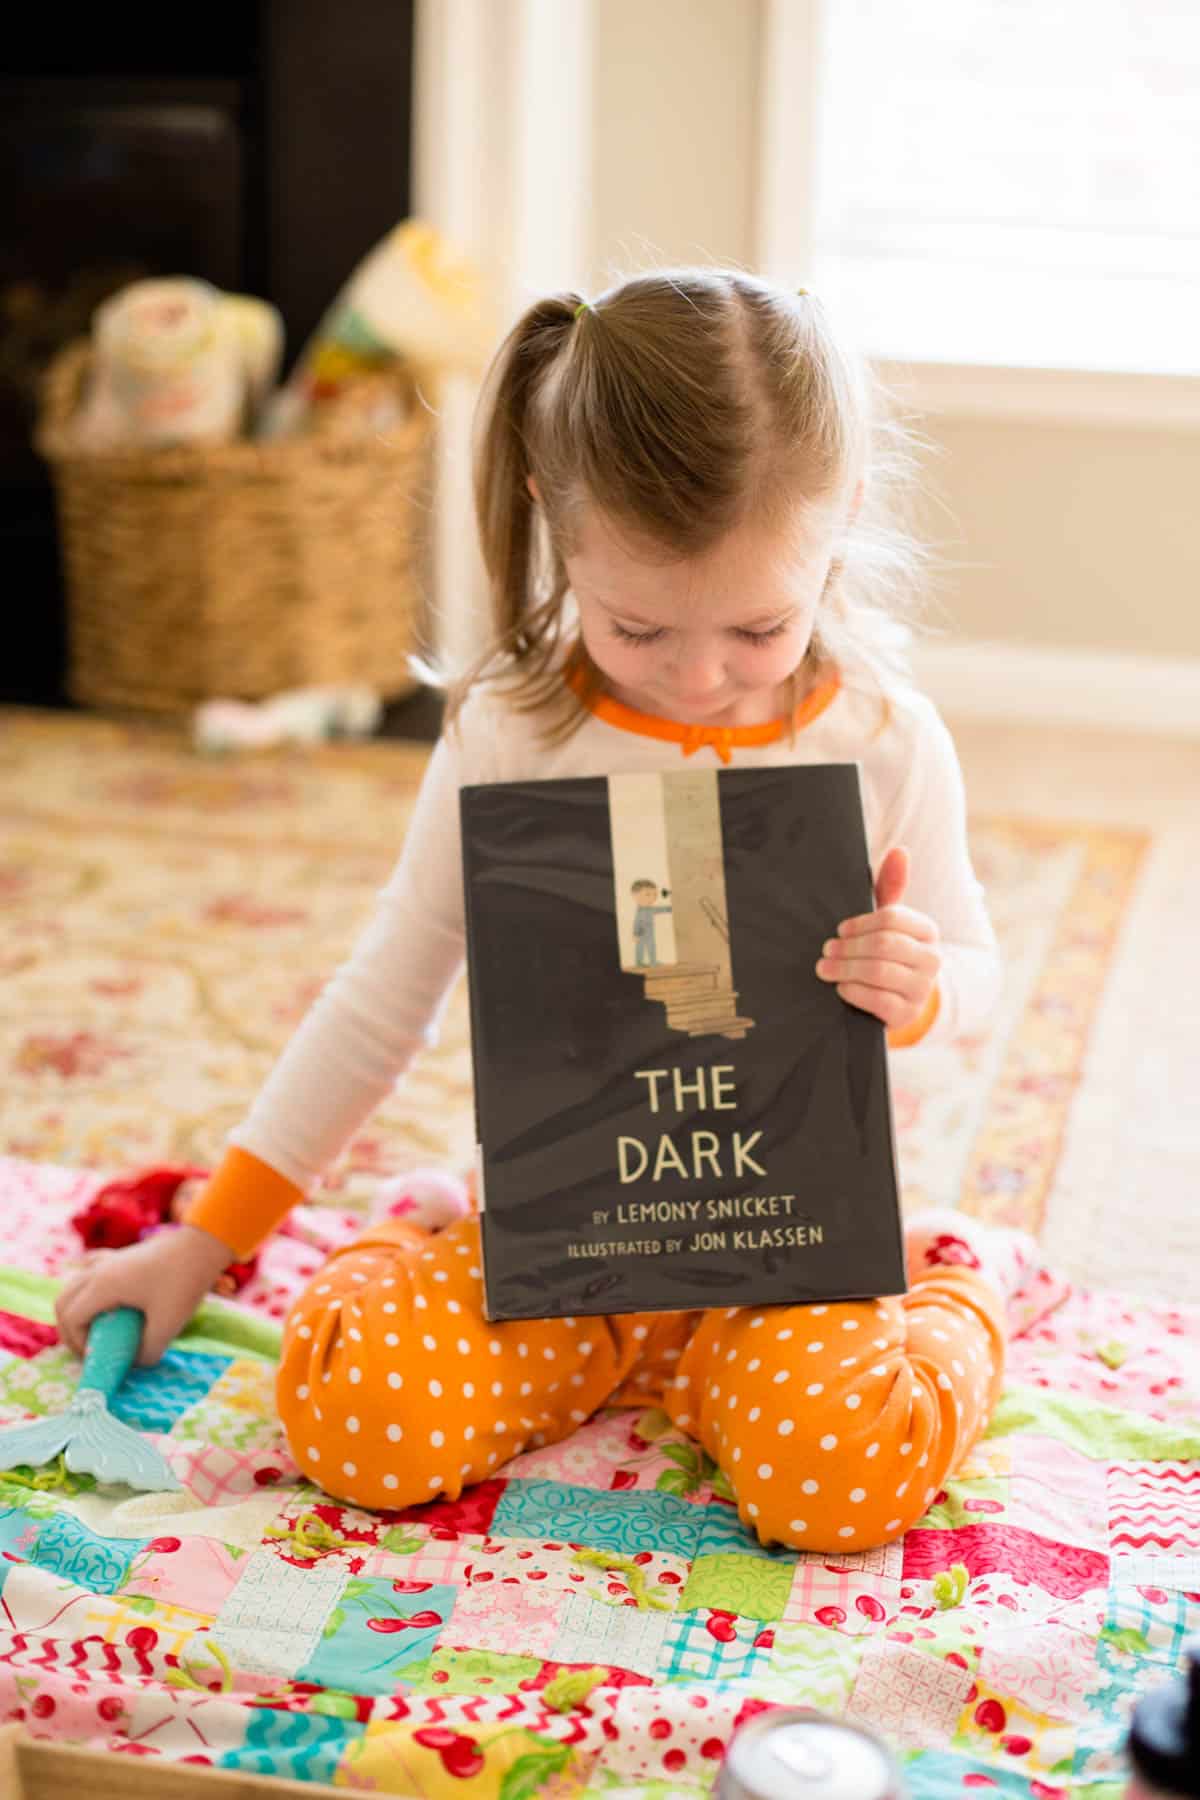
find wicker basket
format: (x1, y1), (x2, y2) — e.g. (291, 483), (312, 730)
(36, 341), (433, 714)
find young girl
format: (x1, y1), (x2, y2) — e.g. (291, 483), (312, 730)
(55, 268), (1031, 1554)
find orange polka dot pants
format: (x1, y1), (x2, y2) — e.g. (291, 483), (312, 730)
(278, 1214), (1005, 1553)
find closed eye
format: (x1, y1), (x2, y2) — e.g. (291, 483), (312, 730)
(733, 622), (789, 644)
(611, 622), (667, 646)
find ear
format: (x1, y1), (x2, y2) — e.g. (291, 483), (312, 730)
(526, 475), (541, 503)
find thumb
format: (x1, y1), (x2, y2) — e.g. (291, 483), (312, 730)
(874, 845), (909, 909)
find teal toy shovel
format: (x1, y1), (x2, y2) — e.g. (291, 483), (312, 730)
(0, 1308), (181, 1492)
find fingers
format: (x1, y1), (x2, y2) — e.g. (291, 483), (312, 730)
(831, 980), (925, 1031)
(836, 905), (940, 945)
(821, 930), (940, 975)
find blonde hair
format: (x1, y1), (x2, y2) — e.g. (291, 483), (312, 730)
(443, 267), (933, 738)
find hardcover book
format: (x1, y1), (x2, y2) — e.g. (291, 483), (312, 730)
(460, 765), (906, 1321)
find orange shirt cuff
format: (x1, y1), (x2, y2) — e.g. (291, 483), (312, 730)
(886, 982), (941, 1050)
(185, 1146), (303, 1261)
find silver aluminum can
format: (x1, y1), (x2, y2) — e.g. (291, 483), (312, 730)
(716, 1710), (903, 1800)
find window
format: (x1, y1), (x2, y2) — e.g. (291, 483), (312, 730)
(808, 0), (1200, 376)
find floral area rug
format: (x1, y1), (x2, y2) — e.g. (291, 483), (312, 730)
(0, 707), (1147, 1237)
(0, 1154), (1196, 1800)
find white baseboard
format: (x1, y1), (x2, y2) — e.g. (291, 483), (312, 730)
(912, 639), (1200, 738)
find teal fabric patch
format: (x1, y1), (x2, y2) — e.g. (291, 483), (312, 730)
(220, 1707), (366, 1784)
(297, 1576), (456, 1696)
(491, 1479), (704, 1559)
(110, 1349), (232, 1434)
(31, 1511), (149, 1594)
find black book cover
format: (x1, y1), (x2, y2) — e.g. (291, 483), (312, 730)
(460, 765), (906, 1321)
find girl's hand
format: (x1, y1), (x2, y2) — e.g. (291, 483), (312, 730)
(54, 1224), (234, 1368)
(815, 846), (941, 1035)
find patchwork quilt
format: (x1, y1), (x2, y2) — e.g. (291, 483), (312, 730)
(0, 1156), (1196, 1800)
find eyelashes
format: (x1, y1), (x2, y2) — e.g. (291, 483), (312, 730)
(611, 621), (789, 648)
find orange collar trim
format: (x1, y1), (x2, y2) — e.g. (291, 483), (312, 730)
(564, 665), (841, 765)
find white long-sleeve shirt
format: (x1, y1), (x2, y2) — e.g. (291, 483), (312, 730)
(189, 664), (1000, 1258)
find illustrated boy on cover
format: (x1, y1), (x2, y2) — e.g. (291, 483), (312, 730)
(631, 879), (672, 966)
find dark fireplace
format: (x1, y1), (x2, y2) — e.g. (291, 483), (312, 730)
(1, 6), (415, 705)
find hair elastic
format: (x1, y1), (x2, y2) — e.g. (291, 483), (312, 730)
(574, 300), (591, 318)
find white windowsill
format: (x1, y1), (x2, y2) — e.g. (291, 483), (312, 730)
(871, 358), (1200, 433)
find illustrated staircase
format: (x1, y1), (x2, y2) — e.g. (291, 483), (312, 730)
(624, 961), (756, 1041)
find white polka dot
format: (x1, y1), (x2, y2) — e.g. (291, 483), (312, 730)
(385, 1333), (399, 1348)
(885, 1518), (901, 1532)
(347, 1328), (362, 1343)
(811, 1306), (828, 1315)
(342, 1461), (357, 1477)
(870, 1365), (886, 1377)
(747, 1502), (759, 1519)
(806, 1382), (824, 1397)
(849, 1487), (866, 1504)
(925, 1487), (936, 1504)
(313, 1405), (323, 1423)
(676, 1412), (690, 1427)
(747, 1358), (761, 1372)
(429, 1378), (443, 1397)
(866, 1442), (880, 1458)
(307, 1446), (320, 1462)
(937, 1372), (952, 1390)
(843, 1320), (859, 1331)
(520, 1381), (532, 1396)
(874, 1338), (888, 1350)
(382, 1302), (397, 1315)
(387, 1371), (402, 1390)
(896, 1481), (908, 1497)
(579, 1341), (593, 1356)
(750, 1316), (764, 1330)
(491, 1380), (503, 1397)
(381, 1278), (395, 1289)
(845, 1394), (862, 1410)
(465, 1425), (475, 1440)
(422, 1334), (437, 1352)
(932, 1329), (949, 1341)
(801, 1479), (820, 1497)
(348, 1366), (361, 1384)
(296, 1384), (309, 1401)
(772, 1371), (790, 1386)
(806, 1341), (824, 1354)
(351, 1272), (368, 1284)
(838, 1525), (855, 1538)
(748, 1406), (761, 1422)
(711, 1384), (721, 1400)
(820, 1433), (838, 1451)
(840, 1356), (858, 1368)
(900, 1441), (912, 1456)
(757, 1463), (774, 1480)
(776, 1328), (793, 1341)
(789, 1519), (807, 1533)
(778, 1419), (795, 1436)
(542, 1347), (556, 1362)
(346, 1415), (359, 1434)
(387, 1424), (402, 1442)
(732, 1447), (742, 1463)
(415, 1295), (428, 1310)
(433, 1271), (449, 1283)
(430, 1429), (444, 1447)
(727, 1394), (738, 1410)
(297, 1325), (312, 1341)
(726, 1348), (736, 1363)
(918, 1452), (929, 1468)
(315, 1284), (330, 1296)
(633, 1325), (648, 1340)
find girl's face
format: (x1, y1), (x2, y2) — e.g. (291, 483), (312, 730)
(565, 502), (843, 727)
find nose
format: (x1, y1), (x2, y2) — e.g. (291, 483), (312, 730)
(670, 640), (726, 698)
